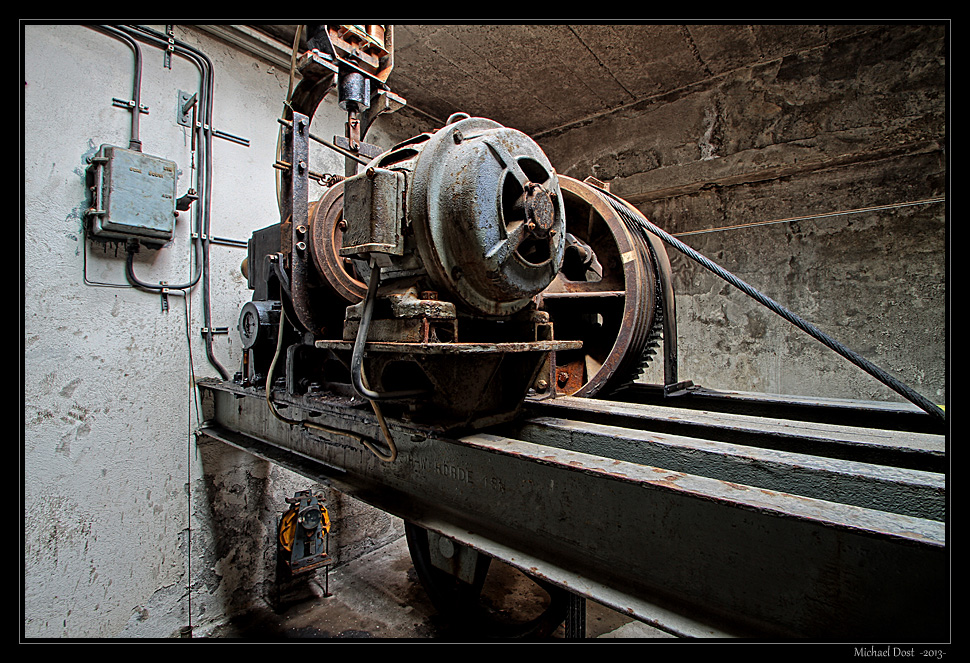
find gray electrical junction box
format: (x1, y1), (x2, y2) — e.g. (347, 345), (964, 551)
(87, 145), (178, 245)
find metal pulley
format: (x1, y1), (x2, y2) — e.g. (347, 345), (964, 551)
(307, 182), (367, 303)
(536, 176), (669, 397)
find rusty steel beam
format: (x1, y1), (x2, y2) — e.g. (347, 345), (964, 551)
(529, 394), (945, 472)
(196, 378), (947, 640)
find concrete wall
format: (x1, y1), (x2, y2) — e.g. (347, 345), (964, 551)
(23, 24), (407, 638)
(537, 24), (947, 406)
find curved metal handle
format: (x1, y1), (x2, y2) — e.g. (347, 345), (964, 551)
(350, 261), (432, 401)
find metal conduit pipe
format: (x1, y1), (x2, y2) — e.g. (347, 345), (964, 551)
(350, 262), (431, 401)
(263, 289), (397, 462)
(87, 25), (144, 152)
(85, 26), (204, 295)
(119, 24), (230, 380)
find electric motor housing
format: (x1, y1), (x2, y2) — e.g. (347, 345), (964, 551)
(339, 115), (566, 317)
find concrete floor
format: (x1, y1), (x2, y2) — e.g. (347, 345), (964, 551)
(204, 535), (675, 641)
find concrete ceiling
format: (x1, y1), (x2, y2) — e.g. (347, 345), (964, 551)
(252, 24), (875, 137)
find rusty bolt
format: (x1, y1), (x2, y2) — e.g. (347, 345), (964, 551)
(366, 167), (376, 179)
(536, 379), (549, 391)
(337, 220), (348, 230)
(420, 291), (438, 300)
(453, 130), (463, 144)
(556, 370), (570, 387)
(296, 241), (307, 251)
(296, 225), (307, 235)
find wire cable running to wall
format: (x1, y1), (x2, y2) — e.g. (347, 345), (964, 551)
(264, 284), (398, 462)
(598, 189), (946, 423)
(182, 292), (198, 637)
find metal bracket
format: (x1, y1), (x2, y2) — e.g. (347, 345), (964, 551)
(179, 90), (249, 146)
(164, 25), (174, 69)
(177, 90), (196, 127)
(112, 98), (149, 114)
(201, 327), (229, 337)
(284, 111), (321, 335)
(333, 136), (384, 160)
(176, 188), (198, 212)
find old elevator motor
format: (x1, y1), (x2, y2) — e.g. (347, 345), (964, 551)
(239, 114), (581, 428)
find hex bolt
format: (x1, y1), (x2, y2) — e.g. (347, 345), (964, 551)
(296, 225), (307, 235)
(296, 241), (307, 251)
(536, 379), (549, 391)
(453, 130), (463, 144)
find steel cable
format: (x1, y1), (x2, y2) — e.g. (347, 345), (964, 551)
(600, 191), (945, 423)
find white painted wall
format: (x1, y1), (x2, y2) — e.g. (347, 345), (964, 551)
(23, 24), (406, 638)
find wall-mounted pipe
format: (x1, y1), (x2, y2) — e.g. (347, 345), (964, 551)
(116, 24), (230, 381)
(87, 25), (143, 152)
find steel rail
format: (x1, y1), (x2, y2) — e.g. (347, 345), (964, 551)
(195, 378), (947, 640)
